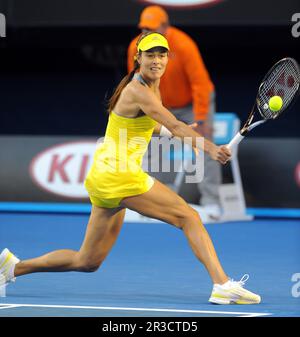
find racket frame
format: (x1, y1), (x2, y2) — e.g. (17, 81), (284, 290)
(228, 57), (300, 150)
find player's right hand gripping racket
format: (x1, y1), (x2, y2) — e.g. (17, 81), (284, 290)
(227, 57), (300, 151)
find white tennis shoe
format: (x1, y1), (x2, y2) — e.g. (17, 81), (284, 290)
(0, 248), (20, 297)
(209, 274), (261, 304)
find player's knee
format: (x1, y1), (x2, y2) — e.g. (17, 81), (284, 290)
(175, 206), (201, 229)
(80, 261), (102, 273)
(75, 256), (103, 273)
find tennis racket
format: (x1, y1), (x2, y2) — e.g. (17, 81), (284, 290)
(227, 57), (300, 150)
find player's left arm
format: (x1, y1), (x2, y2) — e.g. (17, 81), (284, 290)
(153, 123), (162, 134)
(152, 122), (198, 136)
(131, 82), (230, 163)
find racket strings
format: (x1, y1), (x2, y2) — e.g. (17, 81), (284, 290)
(258, 59), (300, 119)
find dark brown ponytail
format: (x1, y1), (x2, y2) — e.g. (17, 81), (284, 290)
(107, 59), (140, 113)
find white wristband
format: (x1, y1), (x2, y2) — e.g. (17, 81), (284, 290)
(160, 125), (172, 137)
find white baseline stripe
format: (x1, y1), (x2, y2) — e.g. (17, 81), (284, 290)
(0, 305), (21, 310)
(240, 313), (271, 317)
(0, 303), (271, 317)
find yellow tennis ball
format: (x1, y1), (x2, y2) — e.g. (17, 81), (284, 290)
(269, 96), (283, 112)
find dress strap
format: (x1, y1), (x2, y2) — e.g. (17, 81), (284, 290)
(132, 73), (148, 87)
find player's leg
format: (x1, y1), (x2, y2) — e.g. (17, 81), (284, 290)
(120, 179), (228, 285)
(13, 206), (126, 276)
(121, 179), (261, 304)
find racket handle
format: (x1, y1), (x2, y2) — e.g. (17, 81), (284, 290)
(227, 132), (244, 150)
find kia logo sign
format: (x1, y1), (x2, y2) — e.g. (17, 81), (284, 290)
(30, 141), (97, 199)
(295, 162), (300, 188)
(139, 0), (224, 8)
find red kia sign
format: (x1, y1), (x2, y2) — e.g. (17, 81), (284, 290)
(295, 162), (300, 188)
(30, 141), (96, 199)
(139, 0), (224, 8)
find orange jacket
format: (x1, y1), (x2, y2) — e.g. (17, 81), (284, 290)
(127, 26), (214, 121)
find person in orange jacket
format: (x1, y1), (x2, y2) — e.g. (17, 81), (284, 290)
(127, 6), (222, 213)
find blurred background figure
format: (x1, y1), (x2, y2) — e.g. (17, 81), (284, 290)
(127, 6), (222, 215)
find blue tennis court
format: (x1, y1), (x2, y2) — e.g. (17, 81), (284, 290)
(1, 212), (299, 317)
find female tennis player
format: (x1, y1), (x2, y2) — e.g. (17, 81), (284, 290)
(0, 32), (260, 304)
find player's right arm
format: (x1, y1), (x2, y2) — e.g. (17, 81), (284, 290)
(129, 82), (230, 164)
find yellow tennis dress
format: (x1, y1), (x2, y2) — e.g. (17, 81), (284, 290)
(84, 110), (157, 208)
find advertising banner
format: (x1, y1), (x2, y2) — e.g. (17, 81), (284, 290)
(2, 0), (299, 27)
(0, 135), (299, 208)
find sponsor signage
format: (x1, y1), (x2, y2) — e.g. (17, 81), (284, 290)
(6, 0), (298, 26)
(139, 0), (224, 8)
(0, 136), (299, 207)
(30, 141), (96, 199)
(295, 162), (300, 188)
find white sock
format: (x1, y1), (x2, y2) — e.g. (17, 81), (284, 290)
(214, 279), (231, 287)
(7, 262), (18, 281)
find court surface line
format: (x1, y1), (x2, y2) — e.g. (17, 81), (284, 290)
(240, 313), (271, 317)
(0, 304), (21, 310)
(0, 303), (271, 317)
